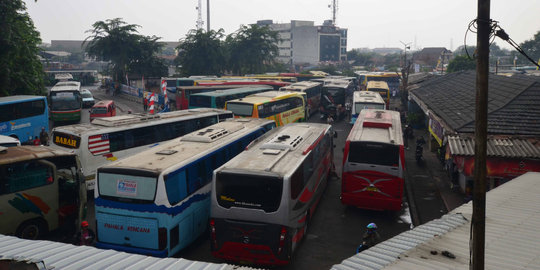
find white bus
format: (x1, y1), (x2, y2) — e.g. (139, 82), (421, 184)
(350, 91), (386, 124)
(279, 81), (322, 118)
(210, 123), (335, 266)
(94, 118), (275, 257)
(49, 108), (233, 190)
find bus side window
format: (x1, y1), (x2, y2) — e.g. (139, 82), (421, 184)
(303, 152), (314, 185)
(165, 169), (187, 205)
(4, 161), (53, 194)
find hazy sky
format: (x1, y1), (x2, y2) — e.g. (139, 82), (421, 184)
(23, 0), (540, 51)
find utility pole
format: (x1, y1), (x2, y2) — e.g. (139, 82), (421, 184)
(207, 0), (210, 32)
(400, 41), (412, 111)
(472, 0), (489, 269)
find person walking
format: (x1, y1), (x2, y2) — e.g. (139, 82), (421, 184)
(39, 127), (49, 146)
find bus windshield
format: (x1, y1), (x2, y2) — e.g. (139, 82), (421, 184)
(354, 103), (386, 112)
(98, 172), (157, 203)
(323, 87), (345, 104)
(51, 91), (81, 110)
(189, 95), (211, 108)
(226, 102), (253, 116)
(215, 172), (283, 212)
(348, 141), (399, 166)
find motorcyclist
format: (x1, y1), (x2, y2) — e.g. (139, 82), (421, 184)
(357, 223), (380, 253)
(362, 223), (380, 247)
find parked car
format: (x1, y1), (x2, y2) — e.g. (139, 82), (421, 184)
(81, 89), (95, 108)
(90, 100), (116, 121)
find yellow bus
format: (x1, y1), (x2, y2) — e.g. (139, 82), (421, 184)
(366, 81), (390, 109)
(225, 91), (306, 126)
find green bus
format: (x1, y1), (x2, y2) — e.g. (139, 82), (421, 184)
(49, 81), (82, 124)
(0, 145), (87, 239)
(188, 86), (273, 109)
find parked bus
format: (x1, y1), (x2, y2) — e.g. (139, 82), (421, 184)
(341, 109), (404, 211)
(0, 145), (87, 240)
(189, 86), (272, 109)
(225, 91), (306, 126)
(365, 81), (390, 109)
(278, 73), (326, 82)
(350, 91), (386, 124)
(320, 79), (353, 120)
(227, 75), (297, 83)
(175, 85), (252, 111)
(279, 81), (322, 118)
(94, 118), (276, 257)
(49, 81), (82, 123)
(210, 123), (335, 266)
(197, 80), (290, 90)
(49, 108), (233, 191)
(366, 73), (400, 97)
(0, 95), (49, 144)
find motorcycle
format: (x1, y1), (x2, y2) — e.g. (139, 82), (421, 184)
(415, 137), (426, 165)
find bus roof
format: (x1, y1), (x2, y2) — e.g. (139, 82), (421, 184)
(217, 123), (331, 178)
(347, 109), (403, 145)
(100, 118), (275, 173)
(366, 81), (389, 89)
(226, 91), (304, 105)
(0, 145), (75, 165)
(324, 79), (351, 88)
(189, 86), (272, 98)
(0, 95), (46, 103)
(53, 108), (231, 136)
(279, 81), (321, 91)
(353, 91), (385, 103)
(50, 81), (81, 92)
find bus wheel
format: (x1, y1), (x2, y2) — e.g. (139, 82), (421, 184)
(16, 219), (47, 240)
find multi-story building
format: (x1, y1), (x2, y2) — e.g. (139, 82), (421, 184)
(256, 20), (347, 67)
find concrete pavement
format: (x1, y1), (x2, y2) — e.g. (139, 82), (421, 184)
(404, 128), (466, 225)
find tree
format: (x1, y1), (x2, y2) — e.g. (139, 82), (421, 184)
(84, 18), (166, 83)
(519, 30), (540, 66)
(225, 24), (279, 75)
(175, 29), (225, 76)
(447, 55), (476, 73)
(0, 0), (45, 96)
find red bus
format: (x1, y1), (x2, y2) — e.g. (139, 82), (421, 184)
(341, 109), (404, 211)
(198, 80), (290, 90)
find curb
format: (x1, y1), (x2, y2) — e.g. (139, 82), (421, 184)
(405, 168), (421, 227)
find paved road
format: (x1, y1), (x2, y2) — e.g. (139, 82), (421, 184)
(48, 91), (416, 270)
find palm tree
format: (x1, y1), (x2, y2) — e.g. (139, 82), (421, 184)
(84, 18), (142, 83)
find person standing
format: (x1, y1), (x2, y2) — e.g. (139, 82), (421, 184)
(33, 136), (40, 145)
(143, 94), (148, 111)
(39, 127), (49, 146)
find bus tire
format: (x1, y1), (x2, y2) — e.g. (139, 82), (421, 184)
(16, 219), (48, 240)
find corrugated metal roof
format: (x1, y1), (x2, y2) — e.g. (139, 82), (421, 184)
(448, 135), (540, 158)
(331, 172), (540, 270)
(0, 235), (261, 270)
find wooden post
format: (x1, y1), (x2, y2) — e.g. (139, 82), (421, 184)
(472, 0), (490, 269)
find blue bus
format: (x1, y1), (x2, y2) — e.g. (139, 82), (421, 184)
(0, 95), (49, 144)
(94, 118), (275, 257)
(188, 86), (273, 109)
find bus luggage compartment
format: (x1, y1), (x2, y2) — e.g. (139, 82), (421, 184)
(96, 212), (159, 250)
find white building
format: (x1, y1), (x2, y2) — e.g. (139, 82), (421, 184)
(256, 20), (347, 67)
